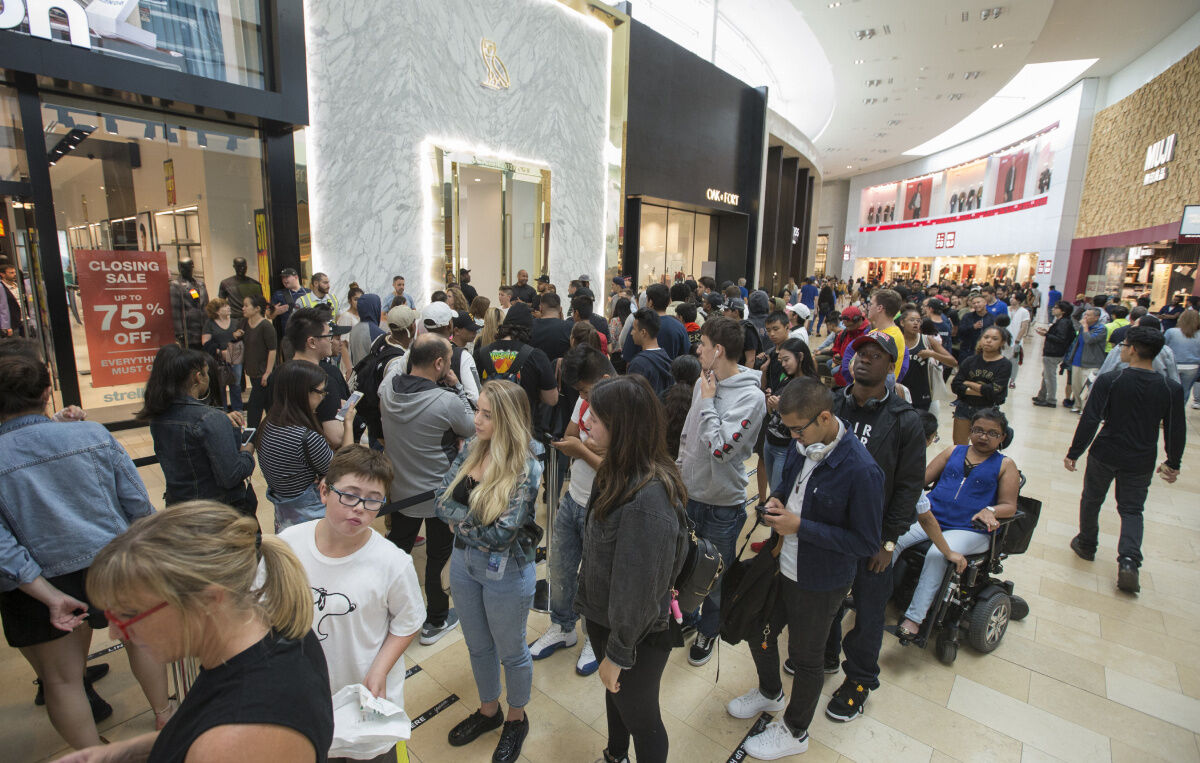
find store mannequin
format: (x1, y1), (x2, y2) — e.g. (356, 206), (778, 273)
(909, 187), (922, 219)
(171, 257), (209, 349)
(218, 257), (263, 321)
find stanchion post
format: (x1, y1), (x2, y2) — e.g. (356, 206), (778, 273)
(531, 442), (559, 613)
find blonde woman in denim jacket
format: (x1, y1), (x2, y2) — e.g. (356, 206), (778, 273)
(435, 380), (543, 763)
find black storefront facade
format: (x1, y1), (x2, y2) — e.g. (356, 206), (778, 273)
(0, 0), (306, 423)
(622, 20), (765, 290)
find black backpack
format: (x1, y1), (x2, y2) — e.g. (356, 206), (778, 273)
(719, 524), (782, 647)
(352, 335), (406, 428)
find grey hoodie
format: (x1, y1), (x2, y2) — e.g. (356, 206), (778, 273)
(380, 374), (475, 518)
(676, 366), (766, 506)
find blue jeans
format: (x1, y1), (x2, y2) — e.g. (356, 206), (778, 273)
(685, 499), (745, 637)
(225, 363), (244, 411)
(1178, 365), (1198, 403)
(450, 545), (536, 708)
(268, 483), (324, 533)
(762, 441), (791, 495)
(892, 523), (989, 624)
(549, 492), (587, 631)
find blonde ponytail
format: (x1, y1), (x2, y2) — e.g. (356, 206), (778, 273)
(89, 501), (314, 655)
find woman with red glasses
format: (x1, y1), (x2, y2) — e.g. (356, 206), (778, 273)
(61, 501), (333, 763)
(0, 345), (170, 751)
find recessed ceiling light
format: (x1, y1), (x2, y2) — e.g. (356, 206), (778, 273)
(827, 1), (840, 6)
(854, 59), (865, 64)
(854, 28), (876, 40)
(888, 119), (901, 126)
(992, 42), (1004, 48)
(846, 165), (853, 169)
(948, 93), (964, 100)
(473, 178), (481, 182)
(863, 98), (879, 104)
(866, 79), (882, 87)
(964, 71), (981, 79)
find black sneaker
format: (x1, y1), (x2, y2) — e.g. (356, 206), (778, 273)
(35, 663), (109, 706)
(1117, 557), (1141, 593)
(825, 678), (868, 722)
(84, 680), (113, 723)
(688, 633), (715, 666)
(1070, 535), (1096, 562)
(448, 708), (504, 747)
(493, 713), (529, 763)
(1033, 399), (1057, 408)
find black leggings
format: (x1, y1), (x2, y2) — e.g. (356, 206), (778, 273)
(585, 619), (671, 763)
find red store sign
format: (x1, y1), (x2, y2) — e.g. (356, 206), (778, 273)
(75, 250), (175, 387)
(935, 232), (956, 249)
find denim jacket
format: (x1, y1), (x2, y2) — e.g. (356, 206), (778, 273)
(435, 438), (543, 564)
(0, 415), (154, 590)
(150, 398), (255, 508)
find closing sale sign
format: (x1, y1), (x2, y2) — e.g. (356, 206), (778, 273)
(75, 250), (174, 387)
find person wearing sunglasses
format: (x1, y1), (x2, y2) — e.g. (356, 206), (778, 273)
(0, 346), (170, 751)
(890, 407), (1019, 641)
(257, 360), (357, 532)
(60, 501), (332, 763)
(279, 446), (425, 762)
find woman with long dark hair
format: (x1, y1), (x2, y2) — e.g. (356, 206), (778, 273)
(138, 344), (257, 515)
(257, 360), (356, 531)
(576, 375), (688, 763)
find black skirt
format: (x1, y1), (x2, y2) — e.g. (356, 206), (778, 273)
(0, 568), (108, 648)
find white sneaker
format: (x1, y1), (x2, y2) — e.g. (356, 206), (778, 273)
(743, 721), (809, 760)
(727, 687), (786, 719)
(529, 624), (577, 660)
(576, 638), (599, 676)
(1191, 400), (1200, 410)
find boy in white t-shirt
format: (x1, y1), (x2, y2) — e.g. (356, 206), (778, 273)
(279, 447), (426, 763)
(528, 346), (614, 675)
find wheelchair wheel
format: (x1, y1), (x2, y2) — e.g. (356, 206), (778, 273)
(935, 633), (958, 664)
(968, 592), (1011, 653)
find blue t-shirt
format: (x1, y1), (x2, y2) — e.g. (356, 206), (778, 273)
(800, 283), (819, 309)
(1047, 289), (1062, 313)
(985, 300), (1009, 317)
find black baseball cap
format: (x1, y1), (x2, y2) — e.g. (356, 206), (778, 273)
(279, 267), (299, 277)
(452, 312), (479, 332)
(536, 274), (550, 283)
(329, 322), (352, 337)
(851, 330), (899, 361)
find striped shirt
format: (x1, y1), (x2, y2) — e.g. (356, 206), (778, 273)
(256, 422), (332, 499)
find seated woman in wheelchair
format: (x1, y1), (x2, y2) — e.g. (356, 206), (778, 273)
(892, 407), (1019, 640)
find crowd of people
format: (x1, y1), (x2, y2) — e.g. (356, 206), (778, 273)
(0, 264), (1189, 763)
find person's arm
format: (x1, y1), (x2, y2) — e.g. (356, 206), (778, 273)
(975, 359), (1011, 404)
(201, 331), (213, 347)
(925, 335), (957, 367)
(54, 732), (159, 762)
(338, 406), (357, 449)
(1082, 324), (1106, 347)
(882, 412), (927, 545)
(200, 411), (256, 489)
(304, 429), (336, 478)
(924, 444), (954, 487)
(188, 724), (316, 763)
(434, 442), (473, 524)
(915, 511), (967, 573)
(1065, 372), (1112, 466)
(108, 437), (155, 522)
(363, 631), (418, 699)
(695, 374), (765, 462)
(459, 352), (481, 405)
(1162, 381), (1186, 472)
(950, 359), (972, 398)
(445, 384), (477, 438)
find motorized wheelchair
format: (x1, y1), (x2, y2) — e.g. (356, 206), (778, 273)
(888, 431), (1042, 664)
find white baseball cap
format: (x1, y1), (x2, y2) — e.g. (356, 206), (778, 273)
(422, 301), (455, 328)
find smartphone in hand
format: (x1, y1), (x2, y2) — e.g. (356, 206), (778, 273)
(240, 427), (257, 446)
(336, 391), (364, 421)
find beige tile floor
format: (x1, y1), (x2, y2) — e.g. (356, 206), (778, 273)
(5, 333), (1200, 762)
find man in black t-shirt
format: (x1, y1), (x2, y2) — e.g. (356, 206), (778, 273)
(278, 308), (350, 448)
(530, 292), (573, 361)
(511, 269), (537, 304)
(476, 302), (559, 437)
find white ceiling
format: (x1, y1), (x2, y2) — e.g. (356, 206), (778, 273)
(624, 0), (1200, 182)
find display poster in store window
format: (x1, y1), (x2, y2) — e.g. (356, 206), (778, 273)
(164, 159), (176, 206)
(993, 150), (1029, 205)
(75, 250), (175, 387)
(254, 209), (270, 297)
(903, 178), (932, 220)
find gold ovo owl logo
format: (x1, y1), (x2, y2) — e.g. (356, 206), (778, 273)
(480, 38), (510, 91)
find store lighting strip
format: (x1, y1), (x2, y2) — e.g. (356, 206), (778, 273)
(154, 206), (199, 215)
(856, 195), (1048, 233)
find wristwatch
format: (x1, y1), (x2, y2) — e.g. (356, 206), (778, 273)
(883, 540), (895, 552)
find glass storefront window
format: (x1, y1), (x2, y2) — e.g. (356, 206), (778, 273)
(5, 1), (266, 88)
(0, 86), (28, 183)
(44, 96), (264, 417)
(639, 203), (714, 285)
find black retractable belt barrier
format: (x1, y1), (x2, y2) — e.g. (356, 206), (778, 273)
(531, 441), (560, 614)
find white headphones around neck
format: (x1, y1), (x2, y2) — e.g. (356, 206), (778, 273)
(796, 440), (829, 462)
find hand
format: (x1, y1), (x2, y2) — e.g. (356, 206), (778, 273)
(764, 504), (800, 536)
(47, 591), (89, 633)
(443, 368), (460, 388)
(273, 302), (290, 314)
(551, 435), (589, 460)
(917, 349), (937, 360)
(260, 374), (271, 388)
(233, 329), (244, 339)
(598, 658), (622, 693)
(699, 370), (717, 400)
(972, 507), (1000, 532)
(946, 551), (968, 573)
(363, 671), (388, 699)
(1157, 463), (1179, 484)
(766, 394), (779, 412)
(1063, 457), (1076, 472)
(226, 411), (246, 428)
(867, 546), (892, 573)
(755, 352), (769, 367)
(55, 405), (87, 422)
(341, 405), (357, 425)
(974, 320), (984, 330)
(1036, 327), (1048, 336)
(52, 745), (122, 762)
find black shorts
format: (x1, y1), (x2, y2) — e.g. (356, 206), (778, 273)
(0, 568), (108, 648)
(953, 401), (982, 421)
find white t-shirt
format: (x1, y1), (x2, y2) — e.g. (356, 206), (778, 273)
(279, 521), (426, 716)
(779, 420), (846, 582)
(788, 326), (810, 346)
(567, 397), (597, 505)
(1009, 306), (1030, 342)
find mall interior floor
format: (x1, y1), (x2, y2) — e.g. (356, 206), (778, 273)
(4, 334), (1200, 762)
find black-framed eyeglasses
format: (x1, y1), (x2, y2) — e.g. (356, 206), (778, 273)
(312, 386), (329, 397)
(328, 485), (386, 513)
(788, 416), (820, 437)
(1119, 341), (1131, 348)
(969, 427), (1003, 439)
(316, 333), (334, 340)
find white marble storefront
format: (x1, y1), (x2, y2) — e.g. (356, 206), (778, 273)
(304, 0), (611, 304)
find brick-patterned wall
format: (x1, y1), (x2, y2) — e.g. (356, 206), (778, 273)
(1075, 46), (1200, 239)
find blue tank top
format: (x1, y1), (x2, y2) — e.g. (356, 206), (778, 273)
(927, 445), (1003, 534)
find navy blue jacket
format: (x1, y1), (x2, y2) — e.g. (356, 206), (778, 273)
(771, 433), (885, 591)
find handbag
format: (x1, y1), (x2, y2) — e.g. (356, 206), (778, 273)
(925, 336), (953, 402)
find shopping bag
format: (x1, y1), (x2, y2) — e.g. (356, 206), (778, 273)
(329, 684), (412, 759)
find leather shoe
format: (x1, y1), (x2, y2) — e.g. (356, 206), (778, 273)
(448, 708), (504, 747)
(1117, 557), (1141, 593)
(493, 713), (529, 763)
(1070, 535), (1096, 561)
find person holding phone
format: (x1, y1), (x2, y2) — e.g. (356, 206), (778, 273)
(139, 344), (258, 516)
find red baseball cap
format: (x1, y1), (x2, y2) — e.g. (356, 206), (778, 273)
(841, 306), (865, 320)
